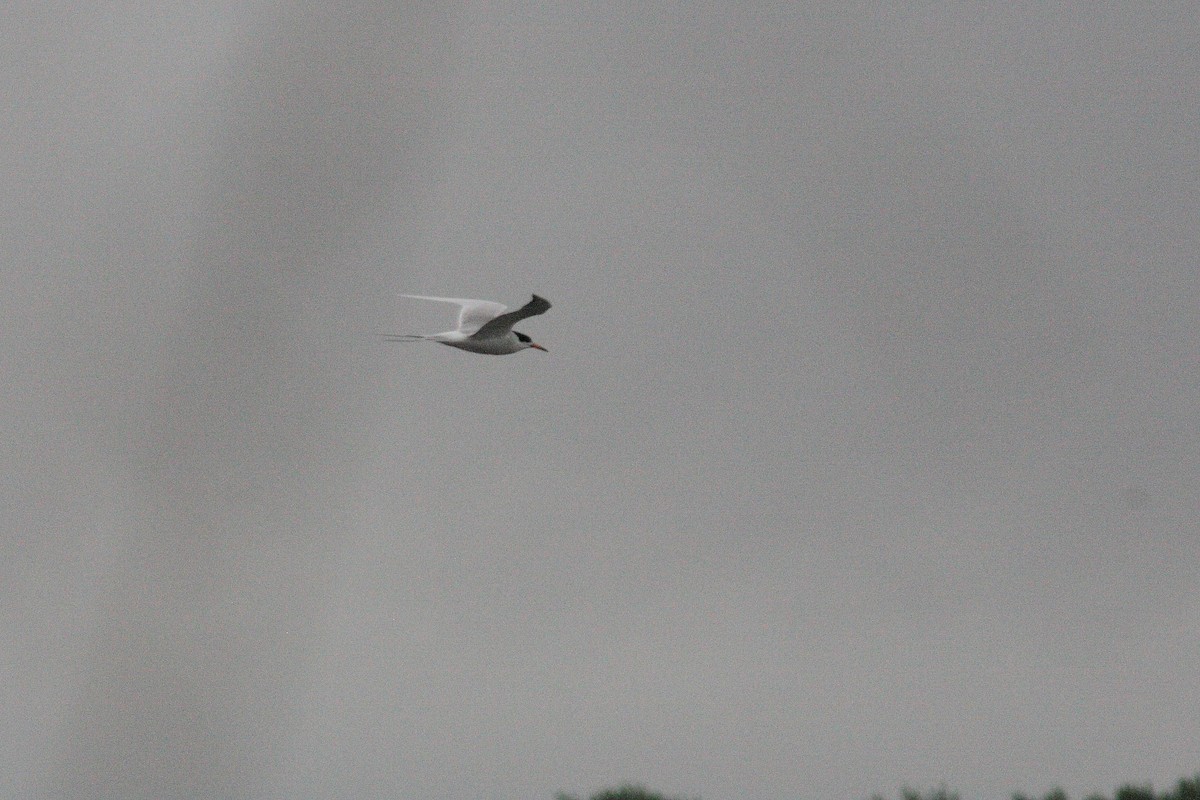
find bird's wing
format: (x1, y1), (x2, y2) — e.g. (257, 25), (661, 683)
(400, 294), (507, 334)
(471, 294), (552, 339)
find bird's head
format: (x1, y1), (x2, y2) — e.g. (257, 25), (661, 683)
(514, 331), (548, 352)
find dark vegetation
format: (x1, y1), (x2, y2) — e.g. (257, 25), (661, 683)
(555, 786), (695, 800)
(1007, 775), (1200, 800)
(555, 774), (1200, 800)
(873, 778), (1200, 800)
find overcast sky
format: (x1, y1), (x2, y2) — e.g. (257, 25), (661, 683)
(4, 3), (1198, 800)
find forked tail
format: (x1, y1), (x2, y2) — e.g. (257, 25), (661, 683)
(380, 333), (430, 342)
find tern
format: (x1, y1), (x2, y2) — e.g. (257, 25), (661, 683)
(382, 294), (551, 355)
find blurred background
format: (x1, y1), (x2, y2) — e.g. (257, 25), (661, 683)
(3, 3), (1197, 799)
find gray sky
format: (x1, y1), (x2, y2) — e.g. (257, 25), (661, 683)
(4, 3), (1198, 799)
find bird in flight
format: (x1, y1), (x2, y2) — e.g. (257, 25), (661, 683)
(382, 294), (552, 355)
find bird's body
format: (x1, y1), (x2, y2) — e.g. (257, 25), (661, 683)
(383, 294), (551, 355)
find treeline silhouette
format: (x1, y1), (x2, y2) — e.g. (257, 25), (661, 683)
(555, 774), (1200, 800)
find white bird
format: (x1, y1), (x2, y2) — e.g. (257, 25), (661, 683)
(382, 294), (551, 355)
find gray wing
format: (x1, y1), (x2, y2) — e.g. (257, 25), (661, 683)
(400, 294), (507, 334)
(472, 294), (552, 339)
